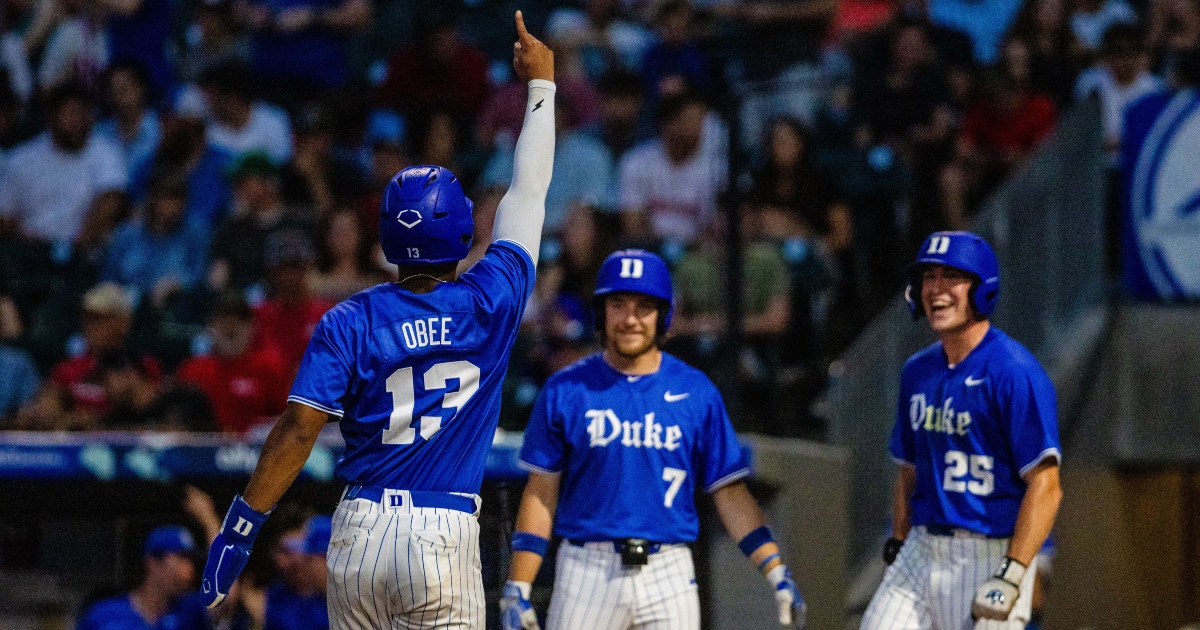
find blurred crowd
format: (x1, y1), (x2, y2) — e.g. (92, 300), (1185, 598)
(0, 0), (1189, 437)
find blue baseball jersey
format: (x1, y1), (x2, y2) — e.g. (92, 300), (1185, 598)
(264, 583), (328, 630)
(889, 326), (1061, 537)
(76, 593), (209, 630)
(289, 240), (535, 493)
(519, 352), (750, 543)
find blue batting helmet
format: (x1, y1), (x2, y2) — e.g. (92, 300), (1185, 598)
(905, 231), (1000, 319)
(379, 165), (474, 265)
(593, 249), (675, 331)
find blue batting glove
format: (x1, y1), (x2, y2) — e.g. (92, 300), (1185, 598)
(500, 581), (540, 630)
(201, 495), (271, 608)
(767, 564), (806, 628)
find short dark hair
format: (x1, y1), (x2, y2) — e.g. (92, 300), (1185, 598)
(655, 91), (705, 126)
(45, 82), (91, 116)
(199, 62), (255, 99)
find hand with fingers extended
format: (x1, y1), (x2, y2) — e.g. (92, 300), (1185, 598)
(513, 10), (554, 83)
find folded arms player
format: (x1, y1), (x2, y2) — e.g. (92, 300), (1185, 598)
(199, 12), (555, 629)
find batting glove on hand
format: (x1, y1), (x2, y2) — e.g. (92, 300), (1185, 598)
(201, 495), (271, 608)
(971, 557), (1025, 621)
(883, 537), (904, 565)
(500, 581), (540, 630)
(767, 564), (806, 627)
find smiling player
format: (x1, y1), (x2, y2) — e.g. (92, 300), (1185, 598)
(500, 249), (805, 630)
(861, 231), (1063, 630)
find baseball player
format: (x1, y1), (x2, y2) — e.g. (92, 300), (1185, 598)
(499, 249), (806, 630)
(860, 232), (1063, 630)
(199, 12), (555, 629)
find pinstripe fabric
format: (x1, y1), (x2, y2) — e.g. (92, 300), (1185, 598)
(860, 528), (1036, 630)
(327, 492), (485, 629)
(546, 542), (700, 630)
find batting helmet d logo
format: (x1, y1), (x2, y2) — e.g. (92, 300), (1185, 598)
(905, 231), (1000, 319)
(593, 249), (675, 332)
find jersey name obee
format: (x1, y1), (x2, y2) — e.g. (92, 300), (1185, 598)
(909, 393), (972, 437)
(585, 409), (683, 450)
(400, 316), (454, 350)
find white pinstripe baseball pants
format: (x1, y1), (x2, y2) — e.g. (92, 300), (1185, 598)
(860, 527), (1037, 630)
(326, 490), (486, 630)
(547, 541), (700, 630)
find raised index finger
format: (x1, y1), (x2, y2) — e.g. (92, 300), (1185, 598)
(515, 10), (530, 40)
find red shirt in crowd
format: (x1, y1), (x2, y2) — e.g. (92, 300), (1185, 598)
(50, 353), (162, 415)
(176, 349), (290, 434)
(960, 93), (1058, 155)
(251, 298), (335, 375)
(377, 40), (490, 120)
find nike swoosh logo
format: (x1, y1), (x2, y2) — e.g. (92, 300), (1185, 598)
(533, 99), (544, 111)
(664, 391), (689, 402)
(965, 376), (985, 386)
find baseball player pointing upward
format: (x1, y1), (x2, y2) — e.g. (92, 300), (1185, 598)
(861, 232), (1063, 630)
(200, 12), (555, 629)
(501, 249), (805, 630)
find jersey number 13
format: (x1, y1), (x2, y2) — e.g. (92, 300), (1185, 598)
(383, 361), (480, 444)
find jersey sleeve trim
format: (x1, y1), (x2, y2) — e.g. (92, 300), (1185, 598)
(704, 467), (751, 493)
(516, 459), (561, 475)
(1018, 447), (1062, 477)
(891, 456), (916, 467)
(287, 395), (344, 417)
(494, 238), (536, 270)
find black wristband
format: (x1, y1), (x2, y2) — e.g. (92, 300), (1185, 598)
(883, 537), (904, 565)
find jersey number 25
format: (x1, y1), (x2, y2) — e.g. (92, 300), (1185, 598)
(942, 450), (994, 496)
(383, 361), (480, 444)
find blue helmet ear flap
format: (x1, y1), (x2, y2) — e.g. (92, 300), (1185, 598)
(907, 231), (1000, 319)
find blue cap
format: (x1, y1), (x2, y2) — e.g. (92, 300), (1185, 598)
(143, 525), (197, 557)
(905, 231), (1000, 319)
(284, 515), (332, 555)
(593, 249), (675, 330)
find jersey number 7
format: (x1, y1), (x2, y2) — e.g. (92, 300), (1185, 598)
(383, 361), (480, 444)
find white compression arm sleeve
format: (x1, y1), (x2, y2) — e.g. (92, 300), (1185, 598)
(492, 79), (555, 264)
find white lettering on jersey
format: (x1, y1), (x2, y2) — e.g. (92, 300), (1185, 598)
(401, 317), (454, 350)
(586, 409), (681, 450)
(909, 393), (972, 436)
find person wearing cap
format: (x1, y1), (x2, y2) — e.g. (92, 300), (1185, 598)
(16, 283), (162, 431)
(208, 151), (311, 292)
(261, 515), (331, 630)
(248, 229), (334, 375)
(76, 525), (200, 630)
(129, 111), (234, 233)
(177, 291), (290, 433)
(103, 169), (211, 306)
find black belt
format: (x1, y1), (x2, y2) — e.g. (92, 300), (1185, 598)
(925, 524), (1006, 539)
(567, 538), (664, 565)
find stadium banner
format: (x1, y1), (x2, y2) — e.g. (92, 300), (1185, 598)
(1122, 88), (1200, 300)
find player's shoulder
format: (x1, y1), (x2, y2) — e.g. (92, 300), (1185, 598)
(79, 594), (137, 623)
(542, 352), (608, 391)
(980, 327), (1053, 383)
(660, 352), (720, 392)
(903, 341), (946, 375)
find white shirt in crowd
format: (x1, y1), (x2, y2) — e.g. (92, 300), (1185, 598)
(37, 16), (109, 90)
(1074, 66), (1166, 163)
(206, 102), (293, 164)
(1070, 0), (1138, 52)
(618, 132), (728, 244)
(0, 132), (127, 242)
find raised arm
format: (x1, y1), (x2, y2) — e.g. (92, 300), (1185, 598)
(492, 11), (555, 264)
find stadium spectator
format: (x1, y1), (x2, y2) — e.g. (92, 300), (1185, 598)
(103, 170), (209, 305)
(96, 62), (160, 176)
(36, 0), (108, 93)
(250, 229), (333, 374)
(105, 0), (175, 97)
(280, 104), (367, 214)
(0, 84), (126, 248)
(177, 291), (288, 434)
(618, 91), (727, 244)
(750, 116), (852, 253)
(544, 0), (653, 80)
(922, 0), (1024, 64)
(241, 0), (371, 97)
(593, 69), (651, 163)
(75, 525), (199, 630)
(259, 515), (331, 630)
(199, 62), (292, 163)
(0, 291), (38, 422)
(1070, 0), (1138, 54)
(480, 91), (615, 231)
(1009, 0), (1082, 105)
(354, 109), (406, 244)
(1075, 24), (1165, 162)
(939, 70), (1058, 228)
(176, 0), (251, 84)
(0, 15), (32, 104)
(130, 112), (233, 231)
(377, 9), (489, 121)
(208, 152), (310, 292)
(310, 207), (388, 302)
(1148, 0), (1200, 72)
(641, 0), (710, 99)
(15, 283), (161, 431)
(406, 107), (484, 189)
(854, 20), (951, 149)
(475, 76), (601, 150)
(93, 349), (215, 431)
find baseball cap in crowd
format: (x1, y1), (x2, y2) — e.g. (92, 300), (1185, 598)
(143, 525), (197, 557)
(227, 151), (280, 182)
(366, 109), (405, 148)
(283, 515), (332, 555)
(82, 283), (134, 317)
(264, 229), (316, 269)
